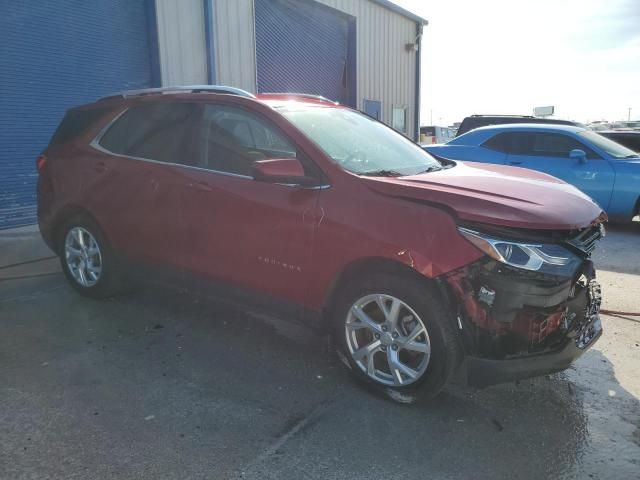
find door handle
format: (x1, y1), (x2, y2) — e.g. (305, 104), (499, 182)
(189, 181), (212, 192)
(509, 161), (523, 165)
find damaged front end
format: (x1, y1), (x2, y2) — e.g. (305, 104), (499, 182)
(443, 223), (604, 387)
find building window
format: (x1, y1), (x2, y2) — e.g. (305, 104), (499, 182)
(392, 107), (407, 134)
(363, 99), (382, 120)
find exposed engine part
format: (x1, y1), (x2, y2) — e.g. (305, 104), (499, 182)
(442, 258), (601, 360)
(477, 286), (495, 306)
(575, 280), (602, 348)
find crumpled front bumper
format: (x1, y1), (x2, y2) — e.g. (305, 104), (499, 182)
(465, 307), (601, 387)
(443, 259), (603, 387)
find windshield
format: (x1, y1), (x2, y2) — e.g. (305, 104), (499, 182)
(278, 105), (443, 175)
(579, 130), (639, 158)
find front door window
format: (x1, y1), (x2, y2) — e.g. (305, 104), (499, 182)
(196, 105), (298, 177)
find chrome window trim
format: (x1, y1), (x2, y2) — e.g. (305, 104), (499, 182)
(91, 141), (254, 181)
(90, 107), (330, 188)
(91, 107), (130, 146)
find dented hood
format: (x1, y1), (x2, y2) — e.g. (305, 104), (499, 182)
(363, 161), (605, 230)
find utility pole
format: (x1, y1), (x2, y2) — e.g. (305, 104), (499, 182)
(629, 107), (632, 121)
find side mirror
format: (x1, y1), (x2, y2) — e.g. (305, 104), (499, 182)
(569, 149), (587, 163)
(252, 158), (317, 186)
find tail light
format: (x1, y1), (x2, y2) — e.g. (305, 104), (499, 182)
(36, 154), (48, 171)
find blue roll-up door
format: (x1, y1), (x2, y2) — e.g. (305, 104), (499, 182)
(255, 0), (353, 105)
(0, 0), (157, 229)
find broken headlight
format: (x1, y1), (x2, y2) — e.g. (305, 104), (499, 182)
(458, 227), (582, 276)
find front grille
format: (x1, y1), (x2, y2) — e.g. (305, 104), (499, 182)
(566, 224), (604, 257)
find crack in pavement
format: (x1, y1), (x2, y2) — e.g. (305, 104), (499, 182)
(231, 392), (341, 479)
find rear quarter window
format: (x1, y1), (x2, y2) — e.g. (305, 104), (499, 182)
(98, 102), (198, 164)
(49, 107), (110, 146)
(482, 133), (510, 152)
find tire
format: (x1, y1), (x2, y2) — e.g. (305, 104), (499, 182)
(332, 273), (461, 400)
(58, 215), (123, 298)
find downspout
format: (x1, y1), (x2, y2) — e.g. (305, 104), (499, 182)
(203, 0), (217, 84)
(145, 0), (162, 87)
(414, 21), (426, 142)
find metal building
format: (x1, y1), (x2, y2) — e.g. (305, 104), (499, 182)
(164, 0), (426, 138)
(0, 0), (425, 229)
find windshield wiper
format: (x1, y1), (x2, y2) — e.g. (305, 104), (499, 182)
(359, 169), (404, 177)
(622, 154), (639, 158)
(416, 165), (444, 174)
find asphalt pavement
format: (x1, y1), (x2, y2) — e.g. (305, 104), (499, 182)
(1, 224), (638, 479)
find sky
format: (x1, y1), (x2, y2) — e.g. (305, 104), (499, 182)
(393, 0), (640, 126)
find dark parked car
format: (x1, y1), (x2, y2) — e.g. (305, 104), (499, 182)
(598, 130), (640, 153)
(37, 86), (605, 398)
(456, 114), (581, 136)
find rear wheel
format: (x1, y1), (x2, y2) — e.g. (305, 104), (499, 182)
(58, 216), (122, 298)
(332, 273), (461, 400)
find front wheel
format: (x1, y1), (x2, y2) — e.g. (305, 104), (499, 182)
(332, 273), (461, 400)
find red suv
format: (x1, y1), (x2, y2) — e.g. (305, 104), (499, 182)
(37, 86), (605, 398)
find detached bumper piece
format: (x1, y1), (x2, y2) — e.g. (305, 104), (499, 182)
(444, 259), (602, 387)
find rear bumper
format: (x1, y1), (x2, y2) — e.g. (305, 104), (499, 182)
(464, 314), (602, 387)
(36, 173), (57, 251)
(37, 210), (56, 251)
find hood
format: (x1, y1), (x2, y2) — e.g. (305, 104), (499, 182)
(363, 161), (605, 230)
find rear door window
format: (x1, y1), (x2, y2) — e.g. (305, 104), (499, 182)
(482, 133), (510, 152)
(98, 102), (199, 165)
(482, 132), (530, 154)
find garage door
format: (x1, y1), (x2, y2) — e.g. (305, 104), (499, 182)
(0, 0), (158, 229)
(254, 0), (353, 105)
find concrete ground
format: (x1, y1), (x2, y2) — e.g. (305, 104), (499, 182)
(1, 224), (638, 479)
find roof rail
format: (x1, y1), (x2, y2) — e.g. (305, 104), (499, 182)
(470, 114), (535, 118)
(261, 92), (339, 105)
(99, 85), (256, 101)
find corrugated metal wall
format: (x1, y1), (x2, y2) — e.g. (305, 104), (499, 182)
(0, 0), (155, 229)
(315, 0), (417, 139)
(254, 0), (351, 104)
(156, 0), (208, 86)
(210, 0), (418, 138)
(212, 0), (257, 92)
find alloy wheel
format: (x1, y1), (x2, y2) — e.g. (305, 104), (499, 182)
(64, 227), (103, 287)
(344, 294), (431, 386)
